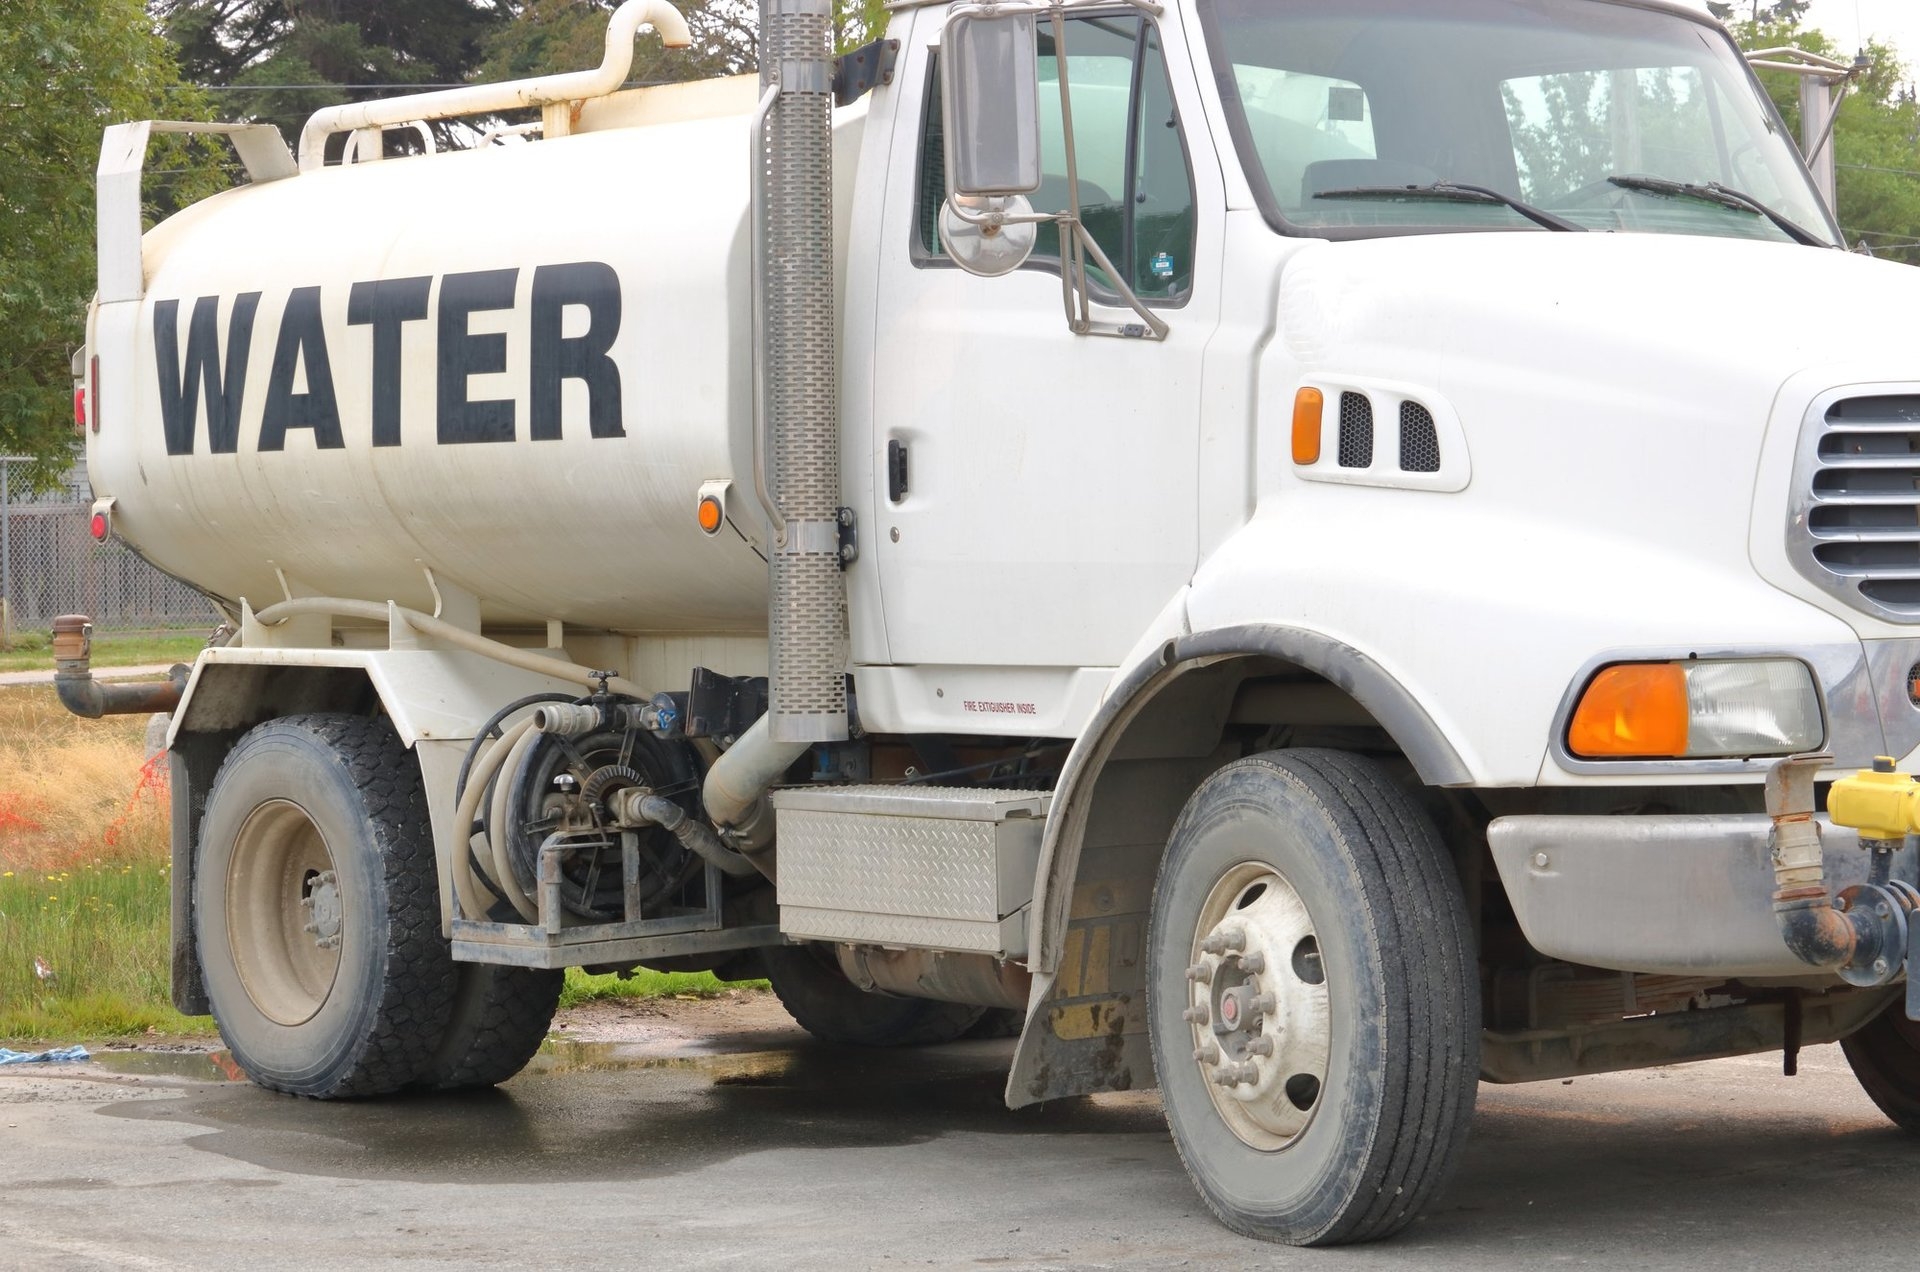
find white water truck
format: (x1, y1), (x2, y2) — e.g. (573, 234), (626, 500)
(60, 0), (1920, 1244)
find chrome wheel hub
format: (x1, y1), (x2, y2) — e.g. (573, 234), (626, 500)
(1185, 862), (1331, 1150)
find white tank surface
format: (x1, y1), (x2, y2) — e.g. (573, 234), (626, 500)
(91, 76), (865, 634)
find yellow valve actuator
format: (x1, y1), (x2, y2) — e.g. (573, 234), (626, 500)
(1827, 758), (1920, 842)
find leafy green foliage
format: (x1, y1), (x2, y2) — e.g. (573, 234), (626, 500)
(0, 0), (223, 488)
(1720, 10), (1920, 263)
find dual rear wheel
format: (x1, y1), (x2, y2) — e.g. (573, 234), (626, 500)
(195, 714), (559, 1098)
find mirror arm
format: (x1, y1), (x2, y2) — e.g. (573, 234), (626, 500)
(1047, 4), (1167, 341)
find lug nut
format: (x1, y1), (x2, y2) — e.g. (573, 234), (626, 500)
(1211, 1062), (1256, 1087)
(1193, 1042), (1220, 1065)
(1251, 993), (1277, 1015)
(1183, 1005), (1210, 1025)
(1241, 952), (1267, 974)
(1186, 962), (1213, 984)
(1200, 928), (1246, 956)
(1246, 1036), (1275, 1057)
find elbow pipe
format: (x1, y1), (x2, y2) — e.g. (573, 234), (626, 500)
(296, 0), (692, 169)
(51, 615), (190, 720)
(701, 716), (808, 850)
(1768, 752), (1913, 986)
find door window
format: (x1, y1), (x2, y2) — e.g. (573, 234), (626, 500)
(916, 14), (1198, 303)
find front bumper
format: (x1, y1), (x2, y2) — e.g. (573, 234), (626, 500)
(1488, 814), (1911, 977)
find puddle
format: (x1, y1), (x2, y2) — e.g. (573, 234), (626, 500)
(101, 1034), (1166, 1185)
(90, 1049), (248, 1083)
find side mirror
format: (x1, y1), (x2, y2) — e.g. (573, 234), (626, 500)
(942, 9), (1042, 197)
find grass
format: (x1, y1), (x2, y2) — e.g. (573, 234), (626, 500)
(0, 686), (207, 1042)
(0, 628), (208, 673)
(0, 684), (765, 1045)
(560, 967), (766, 1007)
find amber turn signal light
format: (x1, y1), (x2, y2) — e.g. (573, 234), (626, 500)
(1292, 388), (1324, 465)
(1567, 662), (1689, 758)
(696, 494), (724, 535)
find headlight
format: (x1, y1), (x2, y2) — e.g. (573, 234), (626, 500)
(1566, 659), (1824, 759)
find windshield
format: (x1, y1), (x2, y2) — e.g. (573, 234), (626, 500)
(1198, 0), (1841, 245)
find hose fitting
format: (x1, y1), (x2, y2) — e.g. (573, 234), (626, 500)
(51, 614), (190, 720)
(1769, 752), (1918, 987)
(611, 789), (759, 878)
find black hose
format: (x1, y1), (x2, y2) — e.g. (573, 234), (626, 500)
(453, 692), (578, 802)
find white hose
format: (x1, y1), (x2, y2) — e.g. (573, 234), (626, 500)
(453, 717), (539, 922)
(488, 723), (544, 922)
(250, 597), (648, 699)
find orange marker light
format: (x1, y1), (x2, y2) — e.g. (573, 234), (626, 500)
(1568, 662), (1689, 758)
(696, 494), (724, 535)
(1292, 388), (1324, 465)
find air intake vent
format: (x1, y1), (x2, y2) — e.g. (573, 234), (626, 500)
(1399, 402), (1440, 473)
(1797, 394), (1920, 616)
(1337, 393), (1374, 468)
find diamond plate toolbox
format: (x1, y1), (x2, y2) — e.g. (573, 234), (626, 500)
(771, 786), (1051, 957)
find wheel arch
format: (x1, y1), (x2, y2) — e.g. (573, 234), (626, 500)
(1006, 623), (1472, 1107)
(167, 650), (582, 1015)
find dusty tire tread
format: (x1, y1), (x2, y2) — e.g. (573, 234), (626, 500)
(200, 714), (455, 1099)
(424, 965), (564, 1091)
(1151, 748), (1478, 1246)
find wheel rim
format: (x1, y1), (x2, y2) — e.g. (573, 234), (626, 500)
(1183, 860), (1332, 1151)
(226, 799), (343, 1027)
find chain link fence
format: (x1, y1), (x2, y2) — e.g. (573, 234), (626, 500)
(3, 468), (218, 633)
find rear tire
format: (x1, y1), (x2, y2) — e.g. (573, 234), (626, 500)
(1841, 1003), (1920, 1133)
(1147, 749), (1479, 1246)
(419, 964), (564, 1091)
(194, 715), (455, 1099)
(763, 944), (987, 1046)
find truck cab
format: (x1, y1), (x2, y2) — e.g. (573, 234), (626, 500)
(64, 0), (1920, 1247)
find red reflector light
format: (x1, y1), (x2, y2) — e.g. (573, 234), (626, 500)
(89, 512), (108, 541)
(90, 354), (100, 434)
(73, 387), (86, 432)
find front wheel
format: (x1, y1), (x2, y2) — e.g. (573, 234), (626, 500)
(1147, 749), (1479, 1246)
(1841, 1003), (1920, 1133)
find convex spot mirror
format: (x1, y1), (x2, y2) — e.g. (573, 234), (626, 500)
(939, 193), (1038, 277)
(942, 9), (1042, 198)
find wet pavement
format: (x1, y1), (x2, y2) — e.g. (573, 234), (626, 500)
(5, 1018), (1920, 1269)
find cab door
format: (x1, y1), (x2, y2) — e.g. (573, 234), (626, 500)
(866, 5), (1223, 675)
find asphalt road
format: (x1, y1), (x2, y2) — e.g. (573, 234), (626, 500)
(3, 1011), (1918, 1271)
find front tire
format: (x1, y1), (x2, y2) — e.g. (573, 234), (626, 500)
(1841, 1003), (1920, 1133)
(1147, 749), (1479, 1246)
(195, 715), (455, 1098)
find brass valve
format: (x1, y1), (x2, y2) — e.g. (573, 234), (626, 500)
(1827, 757), (1920, 843)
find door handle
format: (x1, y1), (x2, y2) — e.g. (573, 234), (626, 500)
(887, 438), (909, 503)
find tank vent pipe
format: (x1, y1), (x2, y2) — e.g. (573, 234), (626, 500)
(758, 0), (849, 746)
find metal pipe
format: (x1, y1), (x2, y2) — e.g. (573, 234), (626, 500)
(1766, 752), (1904, 982)
(701, 716), (807, 851)
(835, 946), (1033, 1009)
(50, 615), (190, 719)
(759, 0), (849, 746)
(296, 0), (692, 170)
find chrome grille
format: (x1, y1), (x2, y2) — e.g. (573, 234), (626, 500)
(1797, 394), (1920, 618)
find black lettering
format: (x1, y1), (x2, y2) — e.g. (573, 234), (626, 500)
(529, 261), (624, 440)
(347, 276), (431, 447)
(436, 268), (518, 444)
(259, 286), (343, 451)
(153, 293), (261, 456)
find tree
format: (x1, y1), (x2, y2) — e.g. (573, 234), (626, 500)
(0, 0), (224, 487)
(154, 0), (513, 157)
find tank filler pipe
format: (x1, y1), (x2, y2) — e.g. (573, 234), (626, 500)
(295, 0), (693, 171)
(701, 716), (806, 853)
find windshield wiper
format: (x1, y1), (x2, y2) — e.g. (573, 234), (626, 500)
(1604, 175), (1829, 247)
(1313, 181), (1586, 233)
